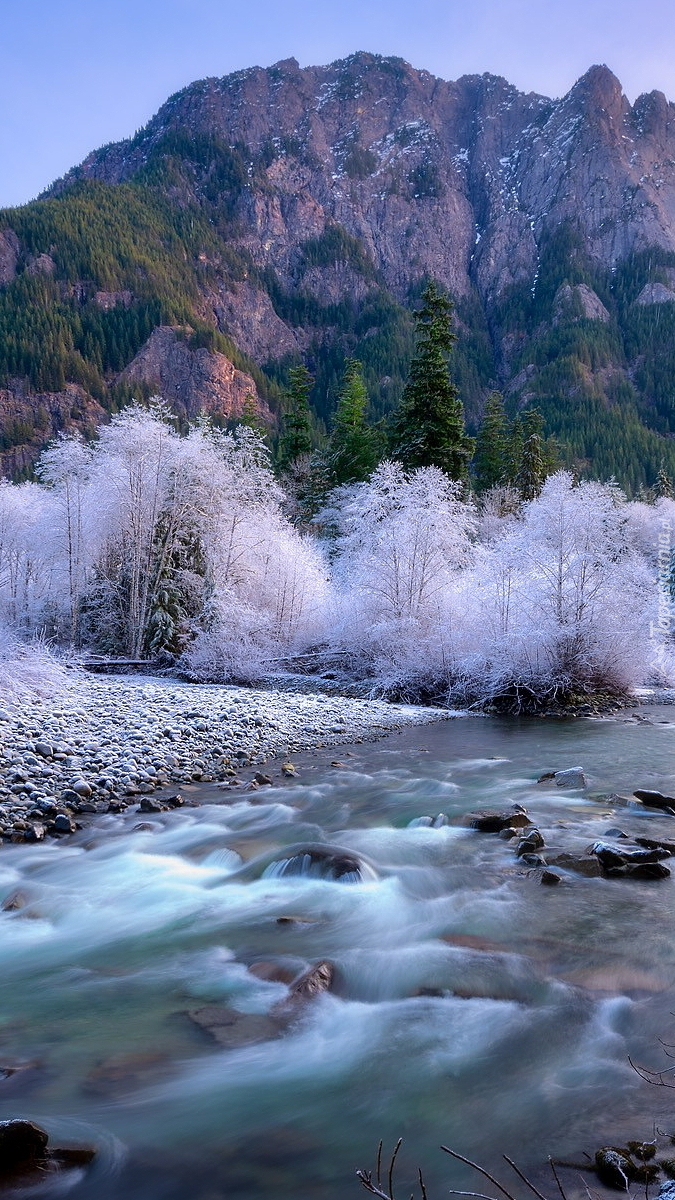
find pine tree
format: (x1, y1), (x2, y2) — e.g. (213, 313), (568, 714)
(390, 282), (474, 480)
(514, 408), (547, 501)
(654, 463), (674, 499)
(238, 392), (268, 440)
(279, 365), (313, 469)
(326, 359), (383, 486)
(474, 391), (510, 491)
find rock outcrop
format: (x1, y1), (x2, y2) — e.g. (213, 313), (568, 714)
(119, 326), (268, 423)
(58, 56), (675, 307)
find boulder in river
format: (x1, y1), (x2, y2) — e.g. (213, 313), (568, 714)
(516, 828), (544, 856)
(633, 790), (675, 813)
(549, 852), (602, 877)
(289, 960), (334, 1001)
(468, 806), (531, 833)
(595, 1147), (635, 1189)
(263, 844), (376, 882)
(188, 1005), (283, 1048)
(538, 767), (586, 787)
(0, 1118), (95, 1186)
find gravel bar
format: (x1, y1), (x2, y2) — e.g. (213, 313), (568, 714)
(0, 672), (457, 845)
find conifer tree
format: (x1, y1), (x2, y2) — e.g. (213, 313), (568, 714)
(390, 282), (474, 480)
(514, 408), (547, 501)
(654, 464), (674, 500)
(279, 365), (313, 469)
(326, 359), (383, 486)
(238, 392), (268, 440)
(474, 391), (510, 491)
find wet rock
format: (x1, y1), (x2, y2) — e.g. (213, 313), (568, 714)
(139, 796), (164, 813)
(626, 1141), (656, 1161)
(468, 806), (531, 833)
(549, 852), (602, 877)
(266, 846), (374, 882)
(163, 793), (185, 808)
(289, 960), (334, 1000)
(636, 836), (675, 855)
(188, 1005), (283, 1048)
(498, 827), (519, 840)
(71, 779), (92, 798)
(50, 813), (77, 835)
(84, 1050), (171, 1096)
(253, 772), (273, 786)
(408, 813), (449, 828)
(1, 891), (27, 912)
(541, 870), (562, 886)
(281, 763), (298, 777)
(538, 767), (586, 786)
(516, 828), (544, 855)
(595, 1147), (635, 1189)
(604, 827), (629, 839)
(247, 960), (299, 984)
(633, 790), (675, 813)
(520, 853), (546, 867)
(0, 1119), (48, 1169)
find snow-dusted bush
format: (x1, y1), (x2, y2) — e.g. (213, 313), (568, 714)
(0, 628), (71, 703)
(324, 462), (475, 691)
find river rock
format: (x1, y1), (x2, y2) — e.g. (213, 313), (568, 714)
(188, 1005), (283, 1048)
(633, 790), (675, 813)
(549, 852), (602, 877)
(537, 766), (587, 787)
(516, 828), (544, 855)
(289, 960), (334, 1000)
(468, 806), (531, 832)
(595, 1147), (635, 1189)
(0, 1119), (48, 1168)
(266, 846), (373, 882)
(541, 870), (561, 886)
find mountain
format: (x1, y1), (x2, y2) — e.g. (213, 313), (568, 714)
(2, 52), (675, 487)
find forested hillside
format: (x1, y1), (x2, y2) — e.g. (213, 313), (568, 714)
(2, 53), (675, 488)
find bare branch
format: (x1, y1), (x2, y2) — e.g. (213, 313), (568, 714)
(440, 1147), (518, 1200)
(503, 1155), (549, 1200)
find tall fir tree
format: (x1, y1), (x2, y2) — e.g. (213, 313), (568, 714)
(326, 359), (383, 486)
(474, 391), (510, 491)
(514, 408), (547, 501)
(389, 281), (474, 480)
(279, 365), (313, 469)
(654, 463), (675, 500)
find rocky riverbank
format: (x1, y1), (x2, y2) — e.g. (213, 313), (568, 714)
(0, 672), (455, 846)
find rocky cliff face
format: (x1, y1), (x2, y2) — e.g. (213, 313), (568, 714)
(119, 327), (266, 424)
(3, 53), (675, 486)
(60, 55), (675, 308)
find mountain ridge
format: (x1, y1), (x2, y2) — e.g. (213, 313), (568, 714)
(2, 52), (675, 487)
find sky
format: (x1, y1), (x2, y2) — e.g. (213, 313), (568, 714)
(1, 0), (675, 209)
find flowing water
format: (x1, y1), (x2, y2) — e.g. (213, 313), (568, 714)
(3, 708), (675, 1199)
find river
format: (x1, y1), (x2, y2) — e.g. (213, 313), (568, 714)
(2, 707), (675, 1199)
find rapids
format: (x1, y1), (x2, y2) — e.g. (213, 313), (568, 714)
(2, 708), (675, 1199)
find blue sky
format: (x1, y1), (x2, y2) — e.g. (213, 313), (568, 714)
(2, 0), (674, 208)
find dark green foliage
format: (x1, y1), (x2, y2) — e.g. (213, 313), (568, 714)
(325, 359), (384, 486)
(408, 162), (443, 199)
(513, 408), (547, 500)
(390, 282), (474, 479)
(299, 225), (378, 280)
(279, 365), (314, 468)
(474, 392), (510, 490)
(344, 146), (378, 179)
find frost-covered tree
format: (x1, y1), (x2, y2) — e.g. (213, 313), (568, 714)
(325, 462), (475, 682)
(37, 434), (95, 643)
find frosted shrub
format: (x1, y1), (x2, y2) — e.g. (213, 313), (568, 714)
(0, 627), (71, 703)
(465, 473), (654, 705)
(325, 462), (475, 691)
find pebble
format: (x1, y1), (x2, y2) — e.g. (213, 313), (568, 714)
(0, 673), (452, 845)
